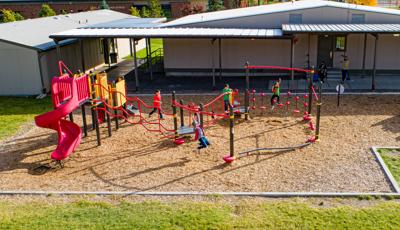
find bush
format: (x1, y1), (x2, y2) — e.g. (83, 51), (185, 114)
(149, 0), (164, 17)
(181, 3), (205, 16)
(99, 0), (110, 9)
(38, 4), (56, 17)
(14, 12), (24, 21)
(1, 9), (16, 22)
(208, 0), (225, 12)
(129, 6), (140, 17)
(140, 6), (150, 18)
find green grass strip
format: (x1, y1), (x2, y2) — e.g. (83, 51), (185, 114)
(0, 200), (399, 229)
(0, 97), (52, 141)
(124, 39), (163, 60)
(381, 153), (400, 185)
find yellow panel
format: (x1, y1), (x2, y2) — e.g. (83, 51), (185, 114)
(95, 73), (109, 100)
(113, 79), (126, 107)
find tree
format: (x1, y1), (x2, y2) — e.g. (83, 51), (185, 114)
(180, 3), (205, 16)
(99, 0), (110, 10)
(14, 12), (24, 21)
(208, 0), (225, 12)
(348, 0), (377, 5)
(129, 6), (140, 17)
(140, 6), (150, 18)
(1, 9), (16, 22)
(38, 4), (56, 17)
(148, 0), (164, 17)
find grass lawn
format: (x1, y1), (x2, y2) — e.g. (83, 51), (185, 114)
(0, 97), (52, 141)
(0, 199), (399, 229)
(124, 39), (163, 60)
(379, 148), (400, 184)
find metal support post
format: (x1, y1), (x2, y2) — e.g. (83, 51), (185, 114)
(199, 103), (204, 129)
(81, 104), (87, 137)
(133, 39), (139, 91)
(229, 106), (234, 158)
(315, 81), (322, 141)
(172, 91), (178, 140)
(179, 99), (184, 127)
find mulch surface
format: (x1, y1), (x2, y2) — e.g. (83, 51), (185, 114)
(0, 95), (399, 193)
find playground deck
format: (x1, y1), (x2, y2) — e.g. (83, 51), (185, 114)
(0, 95), (398, 193)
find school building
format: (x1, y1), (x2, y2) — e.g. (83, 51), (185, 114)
(49, 0), (400, 91)
(0, 10), (164, 95)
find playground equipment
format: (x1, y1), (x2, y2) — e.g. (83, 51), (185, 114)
(34, 63), (90, 161)
(223, 63), (322, 163)
(35, 61), (322, 164)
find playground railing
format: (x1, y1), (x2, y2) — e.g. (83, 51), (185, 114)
(52, 77), (74, 108)
(75, 74), (91, 104)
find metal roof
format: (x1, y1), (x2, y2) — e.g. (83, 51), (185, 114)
(0, 10), (141, 51)
(50, 27), (284, 40)
(84, 18), (167, 29)
(282, 24), (400, 33)
(162, 0), (400, 28)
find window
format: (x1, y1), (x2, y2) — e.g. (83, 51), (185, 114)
(289, 14), (303, 24)
(335, 36), (346, 51)
(351, 14), (365, 23)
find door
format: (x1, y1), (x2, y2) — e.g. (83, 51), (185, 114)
(317, 35), (333, 67)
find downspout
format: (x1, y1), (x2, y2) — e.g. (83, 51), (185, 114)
(37, 51), (47, 95)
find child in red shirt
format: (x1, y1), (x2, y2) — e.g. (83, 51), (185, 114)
(149, 90), (164, 119)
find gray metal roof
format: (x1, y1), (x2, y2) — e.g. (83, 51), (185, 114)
(50, 27), (284, 39)
(84, 18), (167, 29)
(162, 0), (400, 28)
(282, 24), (400, 33)
(0, 10), (140, 51)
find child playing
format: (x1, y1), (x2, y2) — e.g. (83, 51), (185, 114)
(222, 84), (233, 113)
(149, 89), (164, 119)
(340, 56), (350, 82)
(270, 78), (281, 111)
(193, 114), (210, 149)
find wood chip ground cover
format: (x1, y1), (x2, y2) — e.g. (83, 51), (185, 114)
(0, 95), (398, 193)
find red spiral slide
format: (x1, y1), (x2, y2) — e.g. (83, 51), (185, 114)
(35, 76), (82, 161)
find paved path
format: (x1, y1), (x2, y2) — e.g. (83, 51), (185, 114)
(95, 62), (400, 94)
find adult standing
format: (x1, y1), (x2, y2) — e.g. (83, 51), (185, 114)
(318, 61), (328, 83)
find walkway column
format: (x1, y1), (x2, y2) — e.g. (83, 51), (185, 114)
(211, 39), (216, 90)
(307, 34), (311, 69)
(55, 39), (62, 62)
(129, 38), (133, 57)
(219, 38), (222, 80)
(372, 34), (379, 91)
(145, 38), (149, 68)
(362, 33), (367, 78)
(80, 39), (86, 72)
(148, 38), (153, 81)
(133, 38), (139, 91)
(290, 37), (295, 91)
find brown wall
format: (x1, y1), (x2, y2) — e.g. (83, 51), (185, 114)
(0, 2), (133, 19)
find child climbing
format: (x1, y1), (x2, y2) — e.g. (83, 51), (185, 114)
(149, 89), (164, 119)
(193, 113), (210, 149)
(270, 78), (281, 111)
(222, 84), (233, 113)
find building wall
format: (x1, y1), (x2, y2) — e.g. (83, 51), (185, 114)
(0, 41), (42, 96)
(181, 7), (400, 28)
(164, 33), (400, 75)
(40, 38), (104, 93)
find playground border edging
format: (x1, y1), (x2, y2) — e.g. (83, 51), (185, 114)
(371, 146), (400, 193)
(0, 191), (398, 197)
